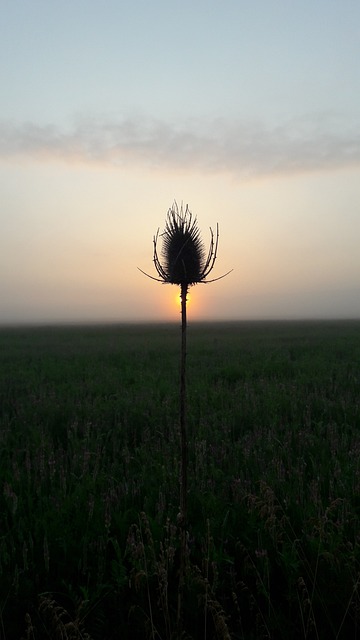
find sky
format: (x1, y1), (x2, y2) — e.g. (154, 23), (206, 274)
(1, 0), (360, 324)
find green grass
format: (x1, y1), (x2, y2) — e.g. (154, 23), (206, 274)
(1, 320), (360, 639)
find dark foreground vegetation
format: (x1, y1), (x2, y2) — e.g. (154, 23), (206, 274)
(1, 320), (360, 639)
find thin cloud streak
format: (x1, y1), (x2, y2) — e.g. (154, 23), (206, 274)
(0, 114), (359, 178)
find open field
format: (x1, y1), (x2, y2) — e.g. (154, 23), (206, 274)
(1, 320), (360, 639)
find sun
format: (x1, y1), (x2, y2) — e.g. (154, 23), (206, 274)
(176, 291), (191, 309)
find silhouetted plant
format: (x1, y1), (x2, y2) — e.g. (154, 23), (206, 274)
(139, 201), (231, 634)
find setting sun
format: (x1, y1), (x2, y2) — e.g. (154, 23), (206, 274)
(176, 291), (191, 309)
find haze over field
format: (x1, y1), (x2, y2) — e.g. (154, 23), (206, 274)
(1, 1), (360, 324)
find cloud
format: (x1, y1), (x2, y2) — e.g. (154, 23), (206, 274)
(0, 113), (359, 178)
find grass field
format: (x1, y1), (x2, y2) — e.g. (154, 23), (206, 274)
(1, 320), (360, 639)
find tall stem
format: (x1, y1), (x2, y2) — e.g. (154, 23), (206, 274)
(180, 282), (188, 524)
(177, 281), (188, 634)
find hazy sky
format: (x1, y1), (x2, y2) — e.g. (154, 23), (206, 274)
(1, 0), (360, 323)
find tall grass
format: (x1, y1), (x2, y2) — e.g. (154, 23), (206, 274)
(1, 320), (360, 638)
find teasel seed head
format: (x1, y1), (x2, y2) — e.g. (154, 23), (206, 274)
(139, 201), (232, 286)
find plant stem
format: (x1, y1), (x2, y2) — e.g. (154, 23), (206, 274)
(177, 281), (188, 634)
(180, 282), (188, 525)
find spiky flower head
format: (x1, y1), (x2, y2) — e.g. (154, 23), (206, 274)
(139, 202), (231, 286)
(158, 203), (207, 285)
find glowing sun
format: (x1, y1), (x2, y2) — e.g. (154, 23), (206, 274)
(176, 291), (192, 309)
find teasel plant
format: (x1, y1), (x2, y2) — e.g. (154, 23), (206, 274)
(139, 201), (232, 632)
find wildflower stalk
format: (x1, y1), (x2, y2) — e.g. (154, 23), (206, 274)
(177, 281), (188, 634)
(180, 281), (188, 526)
(139, 201), (231, 635)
